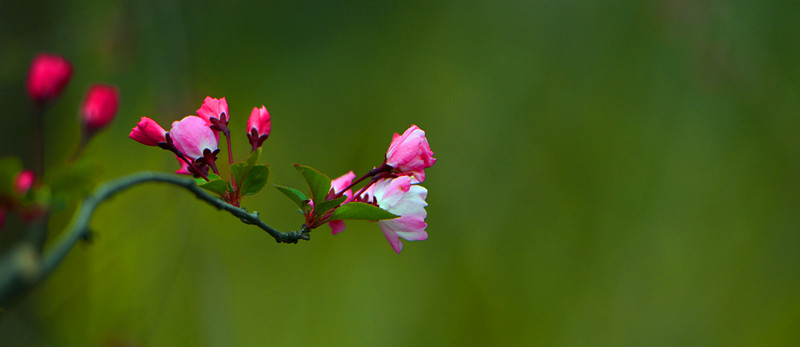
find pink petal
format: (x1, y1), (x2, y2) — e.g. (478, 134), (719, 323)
(329, 220), (346, 235)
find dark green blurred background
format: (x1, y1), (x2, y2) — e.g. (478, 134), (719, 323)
(2, 0), (800, 345)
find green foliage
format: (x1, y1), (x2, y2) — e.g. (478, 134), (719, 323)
(314, 196), (347, 218)
(232, 148), (262, 185)
(196, 173), (230, 196)
(274, 184), (308, 210)
(238, 165), (269, 196)
(293, 164), (332, 205)
(329, 202), (398, 221)
(230, 148), (269, 196)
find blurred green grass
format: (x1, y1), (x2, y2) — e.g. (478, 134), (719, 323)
(1, 0), (800, 345)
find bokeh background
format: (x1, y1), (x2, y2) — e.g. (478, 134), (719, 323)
(2, 0), (800, 345)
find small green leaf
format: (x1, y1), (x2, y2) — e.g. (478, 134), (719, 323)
(230, 162), (247, 186)
(314, 196), (347, 218)
(195, 173), (221, 186)
(246, 147), (262, 168)
(231, 148), (263, 193)
(293, 164), (331, 205)
(240, 164), (269, 196)
(274, 184), (308, 209)
(198, 177), (228, 196)
(329, 202), (399, 221)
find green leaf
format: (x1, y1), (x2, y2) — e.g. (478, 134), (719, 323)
(246, 147), (262, 168)
(274, 184), (308, 209)
(195, 173), (221, 186)
(198, 177), (228, 196)
(293, 164), (331, 205)
(230, 162), (248, 187)
(329, 202), (399, 221)
(240, 164), (269, 196)
(231, 148), (264, 193)
(314, 196), (347, 218)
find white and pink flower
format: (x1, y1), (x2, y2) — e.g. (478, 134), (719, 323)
(369, 175), (428, 253)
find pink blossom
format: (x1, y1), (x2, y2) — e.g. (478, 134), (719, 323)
(14, 170), (35, 195)
(327, 171), (355, 234)
(80, 84), (119, 134)
(385, 125), (436, 183)
(247, 106), (271, 150)
(169, 116), (219, 161)
(129, 117), (167, 146)
(370, 175), (428, 253)
(196, 96), (229, 124)
(26, 53), (72, 103)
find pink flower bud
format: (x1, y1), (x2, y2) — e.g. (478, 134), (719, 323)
(26, 53), (73, 103)
(129, 117), (167, 146)
(370, 176), (428, 253)
(247, 106), (271, 150)
(385, 125), (436, 183)
(169, 116), (219, 161)
(80, 84), (119, 135)
(197, 96), (229, 124)
(14, 170), (35, 196)
(327, 171), (355, 235)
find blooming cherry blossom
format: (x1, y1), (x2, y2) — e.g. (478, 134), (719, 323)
(169, 116), (219, 161)
(369, 175), (428, 253)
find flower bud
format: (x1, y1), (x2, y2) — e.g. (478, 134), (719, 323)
(247, 106), (271, 150)
(169, 115), (219, 161)
(129, 117), (167, 146)
(26, 53), (73, 103)
(197, 96), (229, 124)
(385, 125), (436, 183)
(80, 84), (119, 135)
(14, 170), (35, 196)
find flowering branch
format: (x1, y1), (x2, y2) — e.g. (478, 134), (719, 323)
(0, 171), (307, 306)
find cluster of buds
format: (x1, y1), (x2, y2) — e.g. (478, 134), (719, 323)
(129, 97), (272, 207)
(1, 53), (120, 231)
